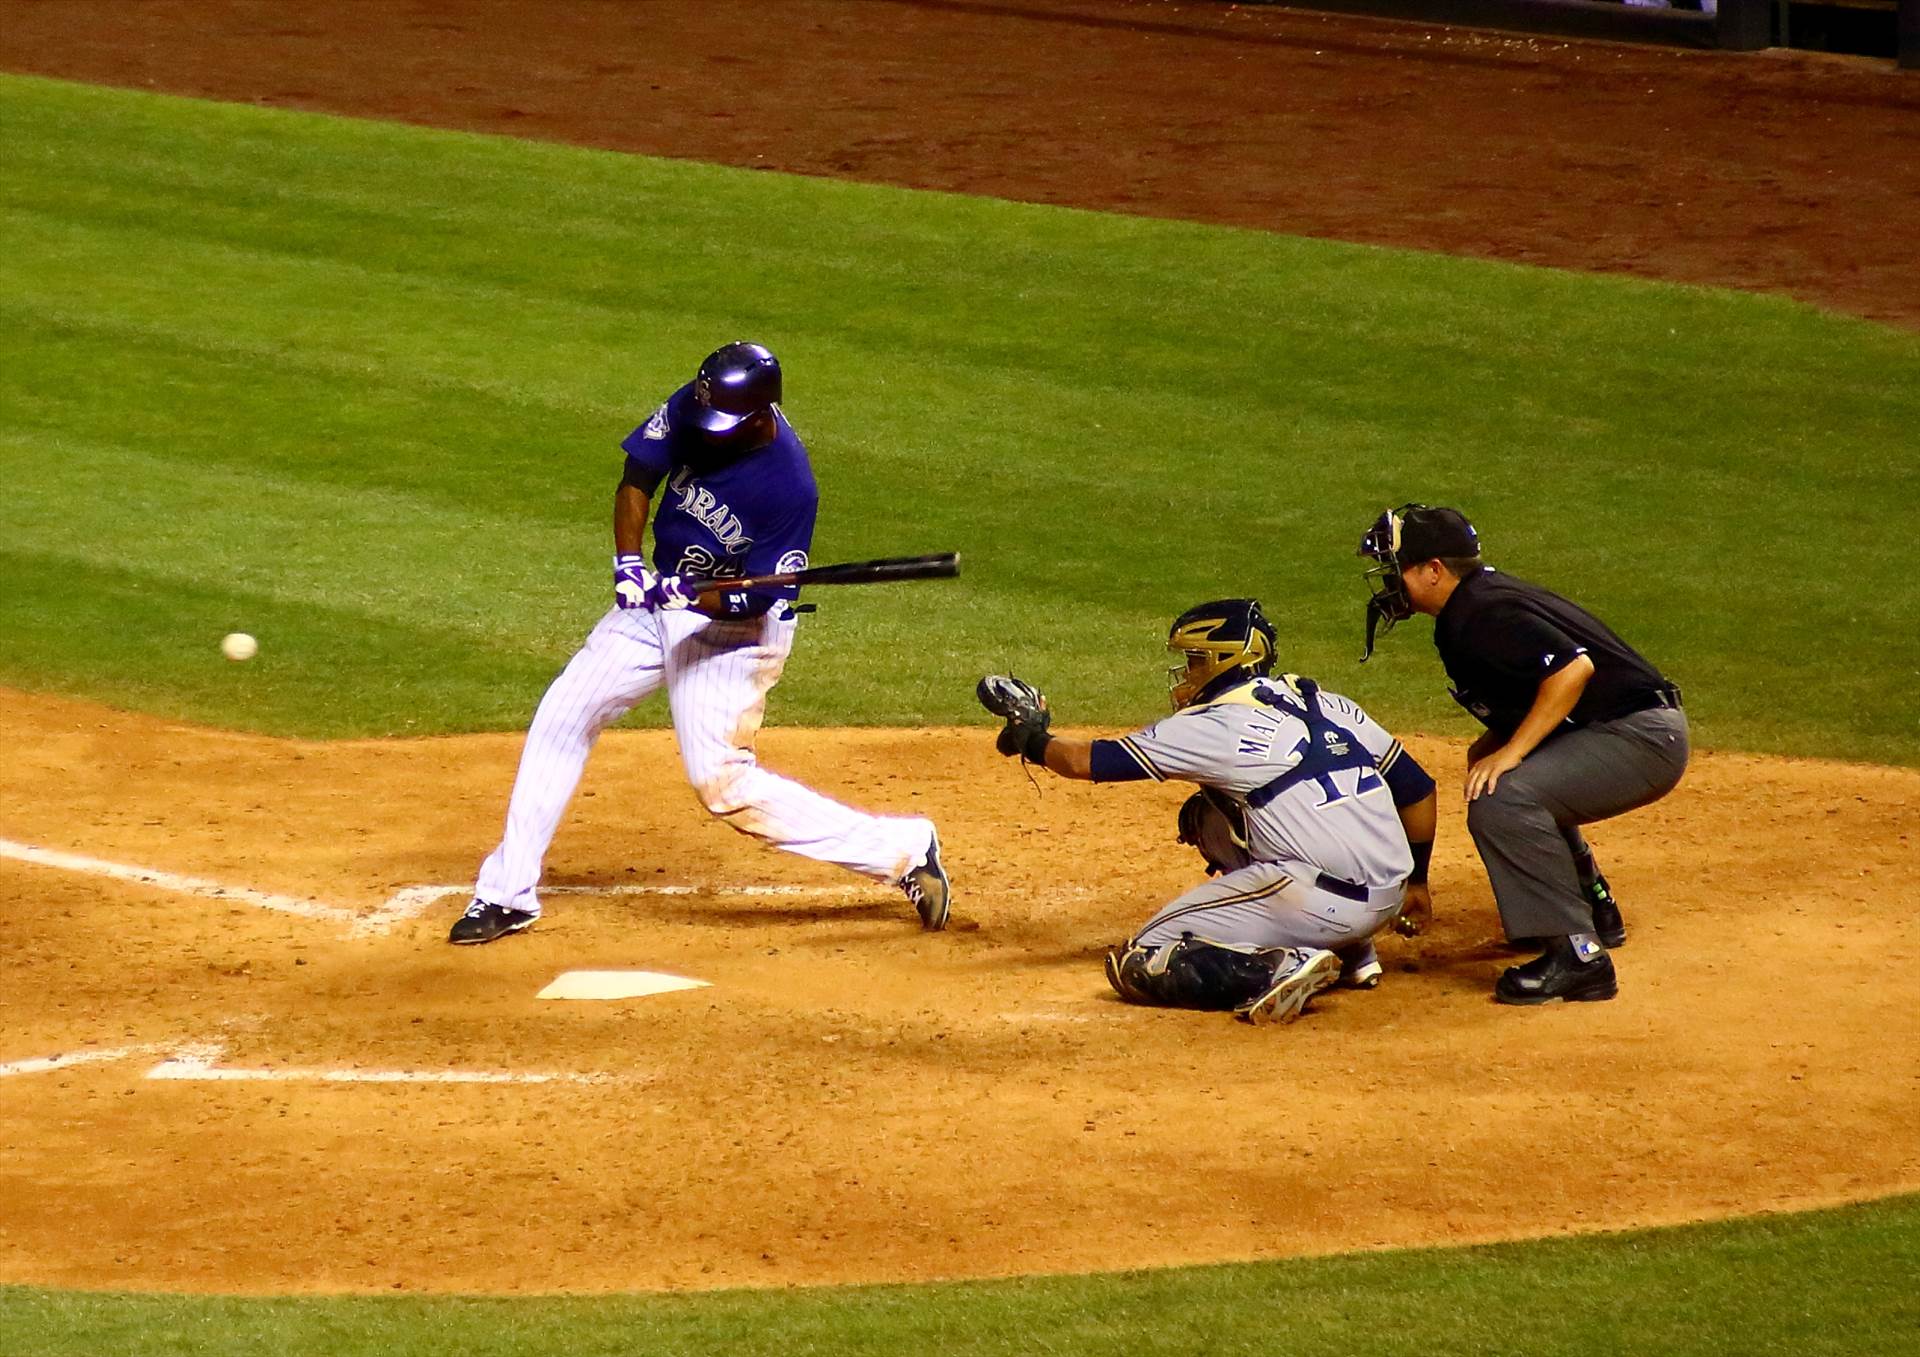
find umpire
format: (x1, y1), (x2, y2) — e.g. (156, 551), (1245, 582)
(1357, 504), (1689, 1004)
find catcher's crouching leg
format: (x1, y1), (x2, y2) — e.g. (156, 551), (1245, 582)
(1104, 934), (1284, 1010)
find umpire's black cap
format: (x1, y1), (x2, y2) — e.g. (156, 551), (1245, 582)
(1380, 504), (1479, 565)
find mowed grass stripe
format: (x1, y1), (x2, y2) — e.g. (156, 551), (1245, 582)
(0, 549), (573, 735)
(1, 73), (1917, 753)
(2, 1193), (1917, 1356)
(3, 429), (603, 636)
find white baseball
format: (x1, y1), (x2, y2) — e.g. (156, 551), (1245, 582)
(221, 632), (258, 662)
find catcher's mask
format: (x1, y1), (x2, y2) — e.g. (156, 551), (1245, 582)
(1166, 599), (1276, 710)
(691, 340), (782, 436)
(1357, 503), (1479, 661)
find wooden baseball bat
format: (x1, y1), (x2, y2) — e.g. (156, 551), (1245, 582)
(686, 552), (960, 595)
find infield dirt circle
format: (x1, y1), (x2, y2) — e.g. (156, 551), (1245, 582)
(2, 0), (1917, 1297)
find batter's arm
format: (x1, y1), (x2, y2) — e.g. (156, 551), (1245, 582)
(614, 482), (650, 556)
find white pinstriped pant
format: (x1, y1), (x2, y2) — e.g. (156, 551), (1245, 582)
(475, 605), (935, 914)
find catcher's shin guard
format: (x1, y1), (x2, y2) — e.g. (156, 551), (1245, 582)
(1104, 935), (1288, 1011)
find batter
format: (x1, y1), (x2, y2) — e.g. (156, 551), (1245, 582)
(978, 599), (1437, 1025)
(452, 342), (950, 944)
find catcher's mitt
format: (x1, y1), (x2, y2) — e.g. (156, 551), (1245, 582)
(1176, 788), (1249, 876)
(977, 674), (1053, 762)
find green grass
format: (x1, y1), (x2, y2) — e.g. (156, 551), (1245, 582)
(3, 71), (1918, 1357)
(4, 1193), (1918, 1356)
(2, 72), (1918, 754)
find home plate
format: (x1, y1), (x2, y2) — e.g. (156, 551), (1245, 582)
(537, 970), (711, 1001)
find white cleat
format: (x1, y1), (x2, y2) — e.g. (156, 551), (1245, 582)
(1237, 948), (1342, 1026)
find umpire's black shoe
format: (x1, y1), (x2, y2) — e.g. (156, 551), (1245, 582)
(448, 898), (538, 945)
(1587, 873), (1627, 949)
(1495, 936), (1617, 1005)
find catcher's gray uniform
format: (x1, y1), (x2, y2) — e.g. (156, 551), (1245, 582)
(1109, 675), (1419, 954)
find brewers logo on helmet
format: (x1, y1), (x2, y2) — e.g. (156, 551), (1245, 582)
(1166, 598), (1276, 710)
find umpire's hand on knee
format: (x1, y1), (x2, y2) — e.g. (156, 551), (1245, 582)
(1466, 744), (1525, 800)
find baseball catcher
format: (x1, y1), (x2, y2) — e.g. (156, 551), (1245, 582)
(978, 599), (1437, 1026)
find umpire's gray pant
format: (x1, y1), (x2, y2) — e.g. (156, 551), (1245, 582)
(1466, 707), (1689, 941)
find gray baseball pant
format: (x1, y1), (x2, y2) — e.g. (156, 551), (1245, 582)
(1133, 803), (1404, 952)
(1466, 707), (1689, 941)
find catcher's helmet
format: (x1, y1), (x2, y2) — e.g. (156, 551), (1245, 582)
(690, 341), (782, 435)
(1356, 503), (1479, 659)
(1166, 598), (1276, 710)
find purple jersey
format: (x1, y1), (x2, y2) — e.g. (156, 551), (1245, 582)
(620, 383), (818, 614)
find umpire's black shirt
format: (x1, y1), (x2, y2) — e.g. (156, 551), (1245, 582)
(1434, 568), (1673, 739)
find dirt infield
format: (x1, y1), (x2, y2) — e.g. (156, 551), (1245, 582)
(3, 0), (1917, 1298)
(4, 0), (1918, 326)
(2, 688), (1917, 1293)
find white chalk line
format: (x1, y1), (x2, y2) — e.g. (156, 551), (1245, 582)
(0, 837), (351, 923)
(351, 884), (454, 936)
(0, 1044), (165, 1079)
(358, 881), (891, 934)
(144, 1041), (611, 1086)
(0, 837), (867, 938)
(3, 1040), (614, 1086)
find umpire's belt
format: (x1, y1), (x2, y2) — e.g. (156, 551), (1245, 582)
(1622, 684), (1684, 717)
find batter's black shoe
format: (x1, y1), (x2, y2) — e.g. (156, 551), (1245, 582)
(901, 831), (951, 931)
(1587, 873), (1627, 949)
(1495, 936), (1617, 1005)
(447, 898), (537, 945)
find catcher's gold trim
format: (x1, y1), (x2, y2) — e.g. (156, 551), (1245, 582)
(1178, 678), (1268, 714)
(1148, 877), (1293, 932)
(1115, 736), (1163, 781)
(1167, 613), (1275, 709)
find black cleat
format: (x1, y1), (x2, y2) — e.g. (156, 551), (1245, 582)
(1495, 937), (1617, 1005)
(1587, 873), (1627, 948)
(1237, 948), (1343, 1026)
(901, 831), (951, 931)
(448, 898), (538, 945)
(1335, 941), (1383, 990)
(1105, 945), (1149, 1003)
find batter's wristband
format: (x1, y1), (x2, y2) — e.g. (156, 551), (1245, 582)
(1407, 839), (1434, 885)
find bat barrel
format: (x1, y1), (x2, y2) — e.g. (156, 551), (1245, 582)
(686, 551), (959, 594)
